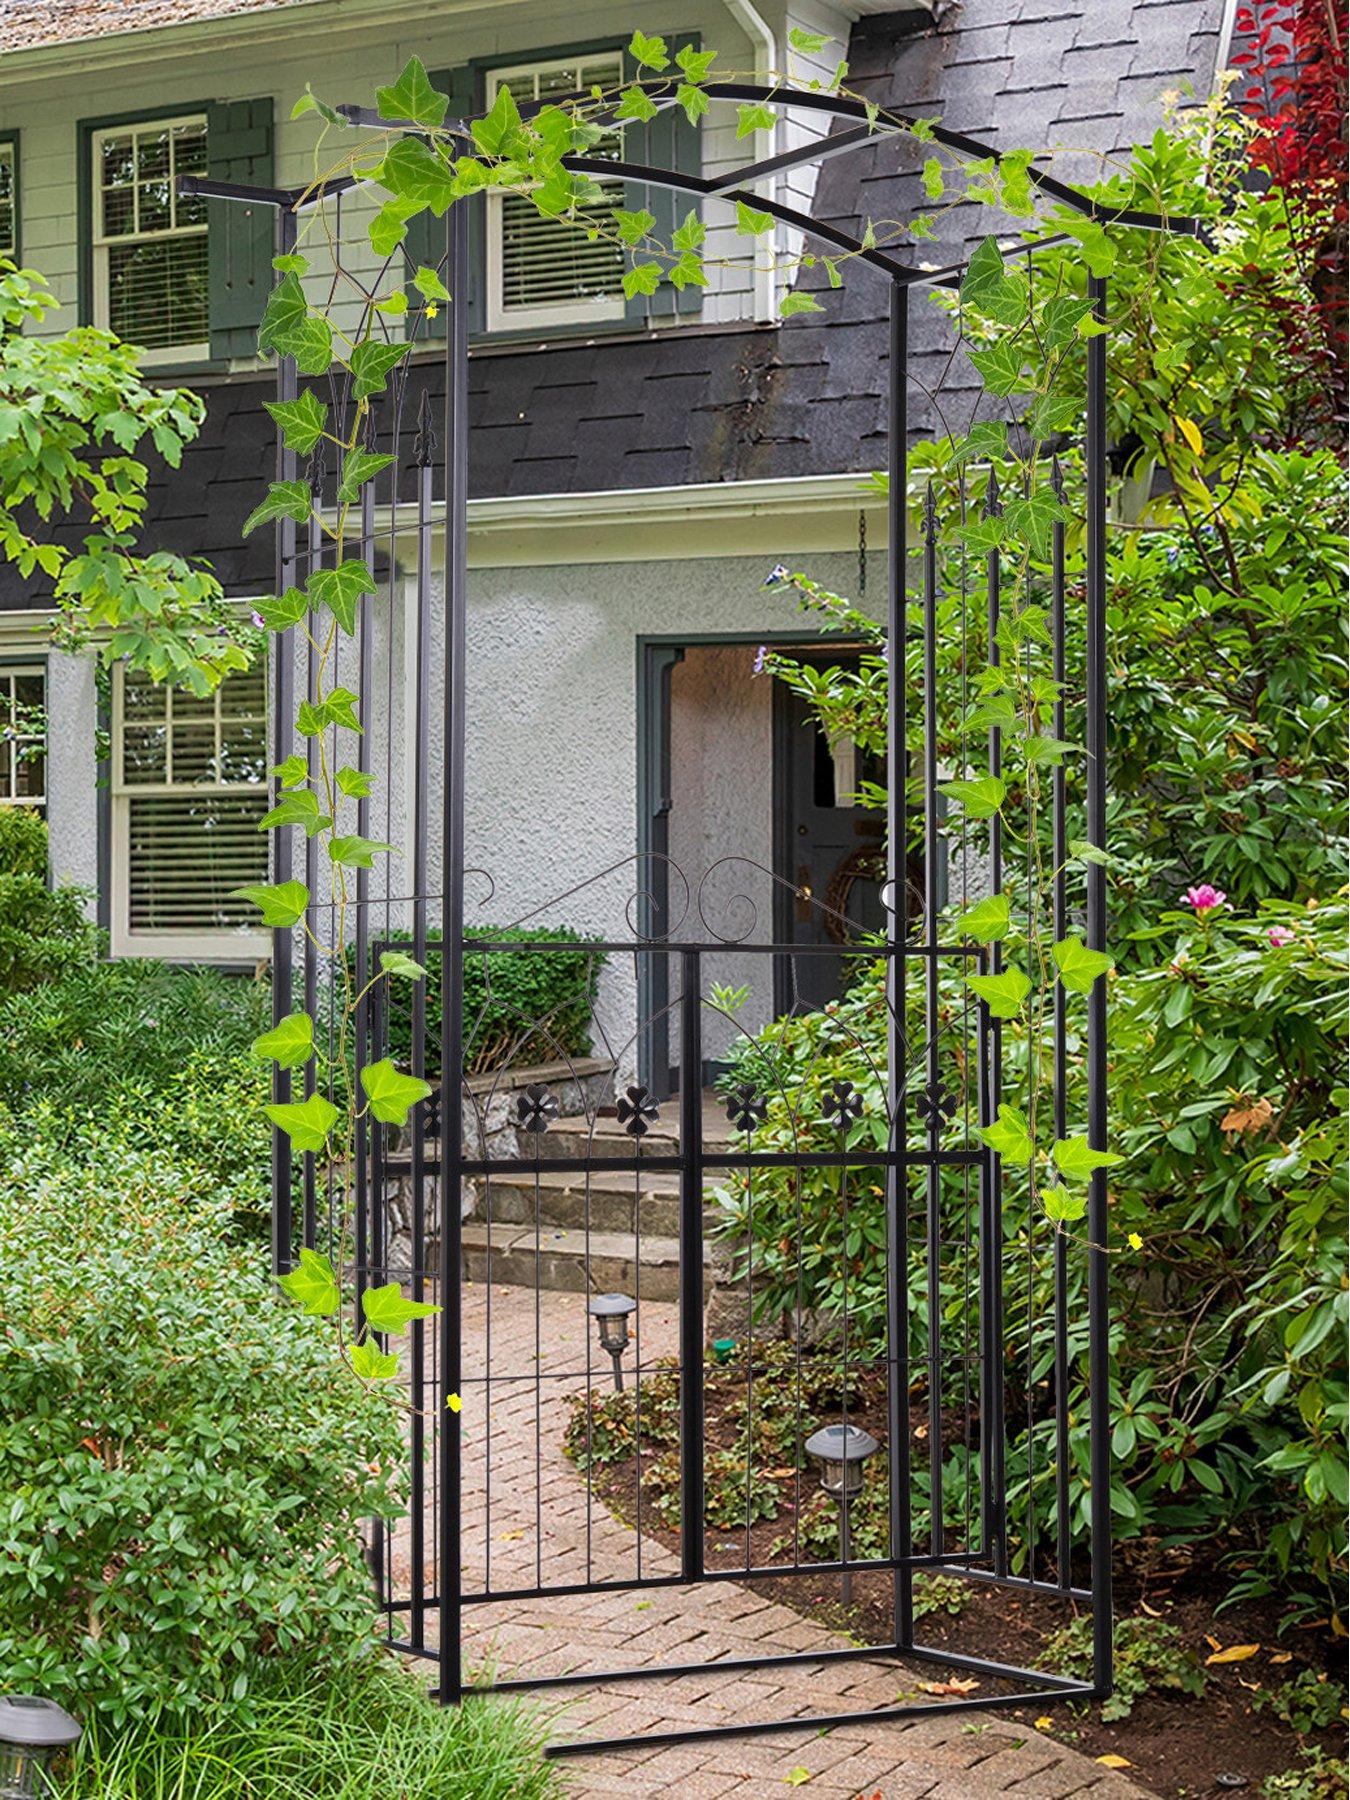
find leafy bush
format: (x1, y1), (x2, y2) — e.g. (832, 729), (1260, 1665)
(0, 803), (47, 877)
(1260, 1747), (1350, 1800)
(1253, 1668), (1347, 1738)
(1044, 1615), (1204, 1720)
(0, 1134), (405, 1726)
(61, 1658), (560, 1800)
(370, 927), (605, 1076)
(0, 873), (95, 996)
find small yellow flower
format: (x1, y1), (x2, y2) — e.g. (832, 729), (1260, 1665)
(426, 302), (440, 319)
(1035, 1716), (1054, 1731)
(1127, 1232), (1144, 1251)
(447, 1392), (462, 1413)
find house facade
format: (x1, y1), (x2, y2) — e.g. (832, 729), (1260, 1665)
(0, 0), (1226, 1073)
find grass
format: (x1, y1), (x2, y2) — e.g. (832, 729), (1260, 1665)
(60, 1658), (563, 1800)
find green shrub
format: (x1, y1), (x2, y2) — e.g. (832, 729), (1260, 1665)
(0, 803), (47, 877)
(366, 926), (605, 1076)
(1044, 1615), (1204, 1720)
(1260, 1748), (1350, 1800)
(0, 1136), (405, 1727)
(62, 1657), (560, 1800)
(0, 873), (95, 996)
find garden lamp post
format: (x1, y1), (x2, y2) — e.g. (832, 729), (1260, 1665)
(804, 1422), (880, 1607)
(0, 1696), (82, 1798)
(588, 1293), (637, 1391)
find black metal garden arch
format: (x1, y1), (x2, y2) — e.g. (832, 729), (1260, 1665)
(185, 84), (1202, 1756)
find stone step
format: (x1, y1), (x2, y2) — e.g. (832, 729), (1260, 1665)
(543, 1104), (738, 1162)
(472, 1167), (726, 1239)
(460, 1220), (716, 1304)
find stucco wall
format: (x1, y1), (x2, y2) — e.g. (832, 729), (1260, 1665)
(44, 650), (99, 908)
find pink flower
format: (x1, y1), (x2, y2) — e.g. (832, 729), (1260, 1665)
(1267, 924), (1295, 949)
(1183, 884), (1226, 915)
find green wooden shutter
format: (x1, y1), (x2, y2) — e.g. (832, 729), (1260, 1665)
(623, 33), (702, 323)
(206, 98), (274, 360)
(403, 66), (484, 340)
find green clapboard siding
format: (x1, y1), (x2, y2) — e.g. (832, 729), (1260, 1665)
(624, 31), (702, 323)
(207, 97), (274, 360)
(403, 66), (483, 341)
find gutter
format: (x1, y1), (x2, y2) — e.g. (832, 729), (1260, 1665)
(725, 0), (779, 324)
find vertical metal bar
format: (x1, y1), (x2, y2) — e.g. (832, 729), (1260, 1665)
(270, 204), (298, 1280)
(408, 394), (435, 1653)
(301, 446), (325, 1252)
(983, 467), (1008, 1579)
(1050, 459), (1072, 1590)
(884, 281), (914, 1646)
(353, 431), (376, 1325)
(679, 947), (705, 1584)
(1085, 272), (1114, 1698)
(921, 482), (944, 1557)
(437, 200), (470, 1709)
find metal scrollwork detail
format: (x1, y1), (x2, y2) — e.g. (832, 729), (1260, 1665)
(515, 1085), (559, 1135)
(725, 1084), (768, 1133)
(916, 1081), (958, 1131)
(823, 1079), (863, 1131)
(616, 1085), (661, 1139)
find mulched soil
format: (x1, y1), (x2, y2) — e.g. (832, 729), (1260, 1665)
(572, 1361), (1346, 1799)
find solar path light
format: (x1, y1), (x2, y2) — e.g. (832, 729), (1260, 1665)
(588, 1292), (637, 1391)
(0, 1696), (82, 1798)
(804, 1421), (880, 1607)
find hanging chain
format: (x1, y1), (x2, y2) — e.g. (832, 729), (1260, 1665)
(857, 506), (867, 598)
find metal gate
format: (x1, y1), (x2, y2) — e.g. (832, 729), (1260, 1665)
(190, 85), (1202, 1754)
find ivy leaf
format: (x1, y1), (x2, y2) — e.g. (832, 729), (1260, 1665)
(673, 209), (706, 253)
(980, 1102), (1032, 1163)
(961, 236), (1029, 328)
(272, 754), (308, 789)
(349, 340), (408, 402)
(309, 560), (376, 634)
(290, 88), (343, 128)
(413, 264), (451, 302)
(788, 25), (831, 51)
(361, 1058), (433, 1126)
(939, 775), (1006, 819)
(336, 765), (373, 798)
(472, 83), (525, 157)
(374, 288), (407, 317)
(267, 1091), (340, 1153)
(381, 950), (426, 979)
(956, 516), (1008, 559)
(369, 202), (412, 259)
(1053, 934), (1114, 993)
(351, 1339), (400, 1379)
(952, 420), (1008, 464)
(376, 141), (457, 216)
(320, 688), (361, 732)
(257, 275), (334, 374)
(1041, 1185), (1087, 1224)
(376, 56), (449, 128)
(279, 1246), (339, 1315)
(968, 343), (1028, 397)
(1005, 491), (1067, 559)
(921, 156), (944, 201)
(251, 1011), (314, 1069)
(255, 587), (309, 631)
(1042, 294), (1098, 351)
(1059, 214), (1116, 276)
(675, 43), (717, 81)
(615, 84), (659, 124)
(1069, 837), (1116, 868)
(614, 206), (657, 246)
(329, 834), (392, 868)
(1052, 1135), (1126, 1181)
(737, 101), (777, 138)
(337, 450), (394, 506)
(259, 789), (331, 837)
(1022, 733), (1078, 766)
(958, 893), (1010, 943)
(242, 481), (312, 538)
(966, 967), (1031, 1019)
(911, 116), (937, 141)
(677, 83), (709, 125)
(1023, 392), (1083, 441)
(230, 880), (309, 927)
(629, 28), (670, 69)
(735, 198), (774, 236)
(622, 262), (662, 300)
(362, 1279), (439, 1333)
(780, 291), (825, 317)
(264, 389), (327, 457)
(668, 251), (708, 291)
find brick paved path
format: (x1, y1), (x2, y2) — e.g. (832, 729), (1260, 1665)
(408, 1283), (1147, 1799)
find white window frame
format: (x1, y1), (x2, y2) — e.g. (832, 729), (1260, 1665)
(484, 53), (628, 334)
(0, 140), (17, 260)
(0, 663), (45, 811)
(110, 660), (270, 962)
(91, 113), (209, 366)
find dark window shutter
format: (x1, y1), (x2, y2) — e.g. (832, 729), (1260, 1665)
(404, 66), (484, 340)
(206, 99), (274, 360)
(623, 33), (702, 323)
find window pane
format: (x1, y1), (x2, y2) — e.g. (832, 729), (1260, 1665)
(137, 130), (171, 182)
(500, 185), (625, 309)
(15, 750), (44, 800)
(173, 123), (208, 176)
(102, 183), (136, 239)
(122, 669), (165, 722)
(121, 724), (168, 784)
(139, 178), (172, 234)
(219, 717), (266, 784)
(0, 149), (13, 204)
(107, 235), (209, 349)
(169, 723), (218, 784)
(13, 675), (42, 711)
(101, 133), (135, 190)
(127, 792), (269, 933)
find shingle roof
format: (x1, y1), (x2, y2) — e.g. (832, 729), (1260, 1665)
(0, 0), (1224, 608)
(0, 0), (290, 53)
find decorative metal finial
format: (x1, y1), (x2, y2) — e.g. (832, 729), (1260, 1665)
(307, 436), (327, 494)
(1051, 455), (1065, 501)
(983, 464), (1002, 520)
(923, 479), (937, 539)
(413, 389), (437, 467)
